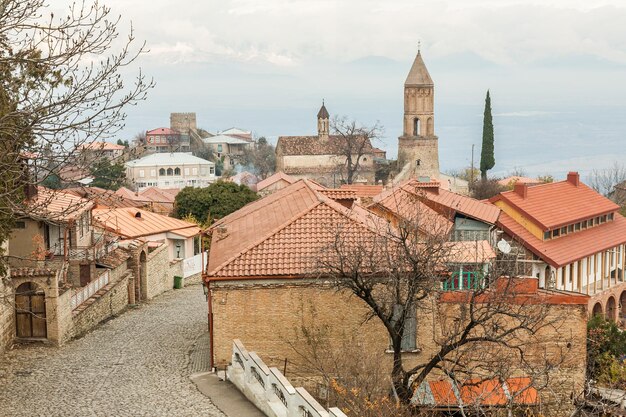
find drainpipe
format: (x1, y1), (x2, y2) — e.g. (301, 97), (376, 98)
(206, 279), (215, 371)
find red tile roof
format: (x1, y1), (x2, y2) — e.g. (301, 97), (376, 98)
(339, 184), (384, 198)
(23, 187), (93, 222)
(413, 377), (538, 408)
(78, 141), (125, 151)
(206, 180), (386, 279)
(373, 179), (500, 225)
(92, 207), (200, 239)
(63, 187), (144, 209)
(497, 176), (542, 187)
(497, 211), (626, 268)
(146, 127), (179, 135)
(490, 178), (619, 230)
(256, 172), (296, 191)
(276, 135), (374, 156)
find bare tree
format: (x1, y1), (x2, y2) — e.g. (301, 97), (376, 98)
(330, 116), (382, 185)
(313, 192), (576, 414)
(0, 0), (152, 272)
(588, 162), (626, 204)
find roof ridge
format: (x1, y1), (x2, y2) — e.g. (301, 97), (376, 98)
(209, 199), (323, 276)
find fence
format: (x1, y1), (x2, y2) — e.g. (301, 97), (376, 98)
(182, 252), (207, 278)
(70, 270), (110, 310)
(227, 340), (347, 417)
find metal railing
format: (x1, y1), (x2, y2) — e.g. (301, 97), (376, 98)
(70, 270), (110, 310)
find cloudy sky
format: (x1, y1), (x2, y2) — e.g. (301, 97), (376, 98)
(76, 0), (626, 177)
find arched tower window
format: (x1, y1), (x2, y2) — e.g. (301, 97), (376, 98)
(427, 117), (433, 135)
(167, 168), (173, 176)
(413, 118), (420, 136)
(159, 168), (165, 176)
(174, 167), (181, 176)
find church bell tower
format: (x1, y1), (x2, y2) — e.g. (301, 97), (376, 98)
(397, 49), (440, 180)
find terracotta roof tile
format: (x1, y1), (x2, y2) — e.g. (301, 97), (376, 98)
(319, 189), (358, 200)
(22, 187), (93, 222)
(491, 177), (619, 230)
(373, 180), (500, 225)
(339, 184), (384, 198)
(63, 187), (144, 209)
(256, 172), (296, 191)
(97, 248), (130, 268)
(445, 240), (496, 264)
(276, 135), (374, 156)
(146, 127), (179, 135)
(497, 176), (542, 187)
(78, 141), (125, 151)
(497, 211), (626, 268)
(92, 207), (199, 239)
(207, 180), (386, 278)
(413, 377), (538, 408)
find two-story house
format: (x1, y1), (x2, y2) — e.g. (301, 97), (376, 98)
(145, 128), (190, 153)
(125, 152), (216, 191)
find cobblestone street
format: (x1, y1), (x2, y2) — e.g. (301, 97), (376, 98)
(0, 285), (226, 417)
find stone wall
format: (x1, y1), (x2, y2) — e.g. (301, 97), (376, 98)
(210, 280), (587, 415)
(0, 277), (14, 353)
(397, 136), (440, 180)
(70, 272), (130, 340)
(146, 243), (172, 299)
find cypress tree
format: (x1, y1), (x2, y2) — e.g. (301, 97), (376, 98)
(480, 90), (495, 180)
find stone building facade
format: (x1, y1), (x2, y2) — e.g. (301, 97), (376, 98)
(275, 104), (377, 187)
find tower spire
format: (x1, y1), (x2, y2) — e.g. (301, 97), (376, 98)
(317, 101), (329, 139)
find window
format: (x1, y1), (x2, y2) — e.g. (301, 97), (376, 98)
(14, 221), (26, 229)
(552, 229), (560, 238)
(150, 169), (156, 177)
(159, 168), (165, 176)
(217, 144), (223, 152)
(209, 167), (215, 175)
(543, 231), (550, 240)
(601, 215), (607, 223)
(575, 223), (581, 231)
(230, 159), (235, 166)
(567, 225), (573, 233)
(391, 304), (417, 351)
(560, 227), (567, 235)
(139, 169), (145, 178)
(185, 168), (190, 175)
(609, 213), (615, 221)
(174, 167), (181, 175)
(167, 168), (173, 176)
(192, 167), (198, 175)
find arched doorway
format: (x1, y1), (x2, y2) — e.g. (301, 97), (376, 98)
(620, 291), (626, 322)
(15, 282), (47, 339)
(607, 296), (617, 322)
(137, 251), (147, 302)
(592, 302), (603, 317)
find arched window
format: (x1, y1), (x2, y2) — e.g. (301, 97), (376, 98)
(427, 117), (433, 135)
(174, 167), (181, 176)
(413, 118), (420, 136)
(159, 168), (165, 176)
(167, 168), (173, 176)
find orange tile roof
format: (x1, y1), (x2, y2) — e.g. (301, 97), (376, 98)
(445, 240), (496, 264)
(92, 207), (200, 239)
(206, 180), (386, 279)
(497, 176), (542, 187)
(374, 179), (500, 225)
(339, 184), (384, 198)
(413, 377), (538, 408)
(497, 211), (626, 268)
(78, 141), (125, 151)
(23, 187), (93, 222)
(490, 177), (619, 230)
(319, 189), (358, 200)
(62, 187), (144, 209)
(256, 172), (296, 191)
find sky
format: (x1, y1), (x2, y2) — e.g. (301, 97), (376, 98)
(58, 0), (626, 179)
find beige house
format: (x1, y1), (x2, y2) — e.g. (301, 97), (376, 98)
(275, 103), (377, 187)
(202, 134), (252, 168)
(77, 141), (125, 161)
(125, 152), (215, 191)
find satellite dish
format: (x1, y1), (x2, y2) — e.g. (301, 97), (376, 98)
(497, 239), (512, 254)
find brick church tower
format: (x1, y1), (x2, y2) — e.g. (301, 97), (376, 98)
(397, 49), (440, 180)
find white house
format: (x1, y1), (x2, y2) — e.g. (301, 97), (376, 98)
(125, 152), (216, 191)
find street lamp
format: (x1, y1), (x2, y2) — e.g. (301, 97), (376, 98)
(176, 242), (181, 258)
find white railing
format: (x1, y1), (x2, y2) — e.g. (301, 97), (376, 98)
(228, 340), (347, 417)
(182, 252), (207, 278)
(70, 270), (110, 310)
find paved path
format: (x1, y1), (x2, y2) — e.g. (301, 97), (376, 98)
(0, 285), (227, 417)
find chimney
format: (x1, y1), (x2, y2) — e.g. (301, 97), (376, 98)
(514, 182), (528, 199)
(567, 171), (580, 186)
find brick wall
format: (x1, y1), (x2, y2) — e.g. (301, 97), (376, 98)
(70, 272), (130, 340)
(210, 281), (586, 415)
